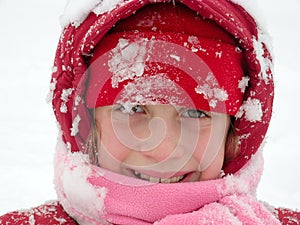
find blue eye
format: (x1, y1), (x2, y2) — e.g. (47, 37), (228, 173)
(181, 109), (209, 118)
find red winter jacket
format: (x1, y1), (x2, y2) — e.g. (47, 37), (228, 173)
(1, 201), (299, 224)
(1, 0), (299, 224)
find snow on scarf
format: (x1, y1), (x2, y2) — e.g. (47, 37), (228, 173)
(54, 139), (280, 225)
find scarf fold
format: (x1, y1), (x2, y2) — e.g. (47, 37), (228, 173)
(54, 140), (280, 225)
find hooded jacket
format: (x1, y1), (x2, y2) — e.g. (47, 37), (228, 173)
(1, 0), (299, 224)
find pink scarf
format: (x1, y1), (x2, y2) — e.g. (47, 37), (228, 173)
(54, 140), (280, 225)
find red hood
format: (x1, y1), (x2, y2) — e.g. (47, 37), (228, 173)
(50, 0), (274, 175)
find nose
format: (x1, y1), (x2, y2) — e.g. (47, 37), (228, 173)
(137, 109), (190, 162)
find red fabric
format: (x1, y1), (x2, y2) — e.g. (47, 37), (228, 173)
(87, 31), (245, 115)
(1, 202), (298, 224)
(276, 208), (300, 225)
(86, 3), (245, 115)
(110, 2), (236, 44)
(0, 201), (77, 225)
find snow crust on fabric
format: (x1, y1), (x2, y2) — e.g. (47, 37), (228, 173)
(52, 139), (283, 224)
(60, 0), (268, 32)
(0, 201), (77, 225)
(60, 0), (126, 27)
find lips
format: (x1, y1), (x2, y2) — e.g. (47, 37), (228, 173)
(133, 170), (187, 183)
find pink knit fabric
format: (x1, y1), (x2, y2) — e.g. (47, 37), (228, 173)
(54, 140), (281, 225)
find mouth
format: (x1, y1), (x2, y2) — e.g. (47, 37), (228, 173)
(132, 170), (188, 183)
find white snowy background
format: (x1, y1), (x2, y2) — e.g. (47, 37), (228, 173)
(0, 0), (299, 215)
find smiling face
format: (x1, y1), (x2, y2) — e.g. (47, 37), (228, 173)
(92, 104), (231, 183)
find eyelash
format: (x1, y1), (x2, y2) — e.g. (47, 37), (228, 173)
(115, 105), (145, 114)
(115, 105), (210, 119)
(181, 109), (210, 119)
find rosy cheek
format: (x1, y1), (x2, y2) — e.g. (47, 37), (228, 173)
(199, 151), (225, 181)
(192, 129), (211, 162)
(193, 126), (227, 172)
(97, 122), (131, 169)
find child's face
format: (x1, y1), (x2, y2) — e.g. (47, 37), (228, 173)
(94, 104), (230, 183)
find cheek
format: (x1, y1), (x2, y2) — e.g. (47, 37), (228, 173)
(193, 126), (227, 171)
(96, 120), (131, 170)
(192, 127), (213, 161)
(199, 150), (225, 181)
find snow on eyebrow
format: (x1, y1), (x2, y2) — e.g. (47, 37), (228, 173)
(194, 73), (228, 108)
(108, 38), (148, 88)
(236, 98), (263, 122)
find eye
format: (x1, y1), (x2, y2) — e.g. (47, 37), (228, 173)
(115, 105), (145, 114)
(181, 109), (210, 119)
(131, 105), (145, 113)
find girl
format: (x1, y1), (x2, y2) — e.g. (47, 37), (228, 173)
(1, 0), (299, 224)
